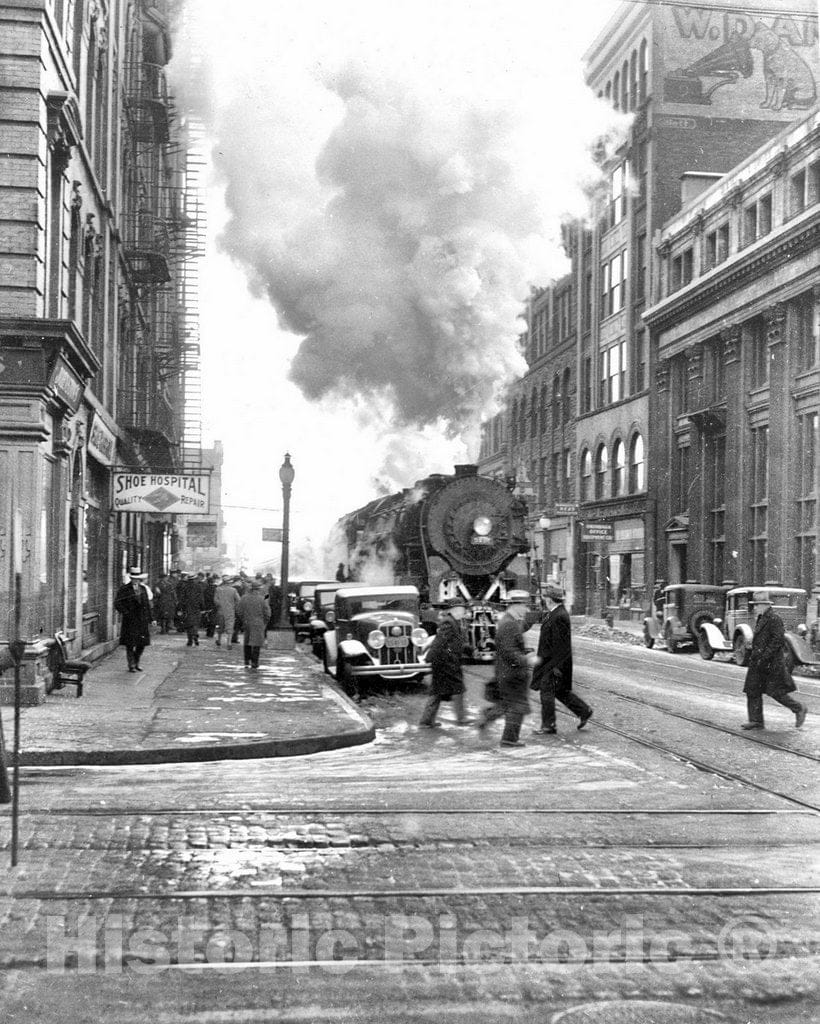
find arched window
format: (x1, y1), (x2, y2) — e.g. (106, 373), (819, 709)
(552, 376), (560, 431)
(613, 439), (626, 496)
(629, 433), (646, 492)
(613, 71), (620, 110)
(629, 50), (638, 109)
(595, 444), (608, 499)
(580, 449), (592, 502)
(562, 368), (571, 424)
(639, 39), (648, 101)
(621, 61), (629, 111)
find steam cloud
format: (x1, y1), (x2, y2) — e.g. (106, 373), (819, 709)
(171, 1), (627, 496)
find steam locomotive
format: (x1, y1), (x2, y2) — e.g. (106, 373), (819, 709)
(333, 464), (531, 660)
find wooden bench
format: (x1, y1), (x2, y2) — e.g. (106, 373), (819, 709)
(51, 632), (92, 698)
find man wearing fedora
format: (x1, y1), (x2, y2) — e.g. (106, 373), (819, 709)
(478, 591), (537, 747)
(742, 596), (808, 730)
(530, 584), (592, 734)
(419, 597), (471, 728)
(114, 567), (153, 673)
(236, 580), (271, 669)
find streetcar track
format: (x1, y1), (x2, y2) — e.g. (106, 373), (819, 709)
(8, 883), (820, 901)
(598, 690), (820, 761)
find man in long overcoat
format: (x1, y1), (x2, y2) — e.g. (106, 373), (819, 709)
(478, 592), (535, 747)
(214, 575), (241, 648)
(178, 573), (205, 646)
(530, 585), (592, 734)
(155, 574), (178, 634)
(236, 581), (271, 669)
(114, 567), (153, 672)
(742, 598), (807, 729)
(419, 598), (470, 728)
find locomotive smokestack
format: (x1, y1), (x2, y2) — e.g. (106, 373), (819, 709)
(454, 464), (479, 478)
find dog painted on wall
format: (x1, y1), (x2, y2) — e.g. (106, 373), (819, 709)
(749, 22), (816, 111)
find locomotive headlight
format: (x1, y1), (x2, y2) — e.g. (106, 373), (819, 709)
(411, 627), (429, 646)
(367, 630), (385, 650)
(473, 515), (492, 537)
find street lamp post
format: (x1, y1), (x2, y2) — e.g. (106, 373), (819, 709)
(278, 453), (295, 628)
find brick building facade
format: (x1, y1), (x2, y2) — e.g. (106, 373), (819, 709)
(0, 0), (203, 699)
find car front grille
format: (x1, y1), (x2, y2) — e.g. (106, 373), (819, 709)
(377, 623), (414, 666)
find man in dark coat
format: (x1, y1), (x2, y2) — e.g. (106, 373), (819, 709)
(155, 573), (177, 634)
(531, 585), (592, 734)
(178, 573), (205, 646)
(419, 598), (470, 728)
(114, 567), (153, 672)
(742, 598), (807, 730)
(478, 591), (534, 747)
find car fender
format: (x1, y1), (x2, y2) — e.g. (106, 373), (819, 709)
(643, 615), (659, 639)
(785, 631), (820, 667)
(734, 623), (754, 646)
(324, 631), (338, 669)
(339, 638), (371, 662)
(309, 618), (328, 635)
(699, 621), (730, 651)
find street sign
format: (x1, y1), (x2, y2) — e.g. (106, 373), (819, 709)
(581, 522), (614, 542)
(554, 502), (579, 515)
(262, 528), (283, 542)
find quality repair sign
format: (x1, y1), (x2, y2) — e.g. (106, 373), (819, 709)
(113, 473), (211, 514)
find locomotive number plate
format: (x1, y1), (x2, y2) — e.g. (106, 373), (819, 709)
(385, 636), (408, 648)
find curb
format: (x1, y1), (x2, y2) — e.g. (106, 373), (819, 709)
(16, 645), (377, 768)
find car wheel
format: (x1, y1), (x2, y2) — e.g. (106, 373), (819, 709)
(642, 622), (655, 649)
(664, 622), (679, 654)
(688, 610), (714, 637)
(697, 628), (715, 660)
(733, 634), (750, 667)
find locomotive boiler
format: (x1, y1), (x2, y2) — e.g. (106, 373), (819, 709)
(334, 465), (531, 660)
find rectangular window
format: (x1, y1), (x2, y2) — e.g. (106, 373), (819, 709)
(611, 252), (622, 312)
(749, 425), (769, 583)
(601, 261), (610, 319)
(582, 355), (592, 413)
(600, 348), (609, 406)
(750, 318), (769, 389)
(609, 162), (628, 227)
(671, 247), (693, 291)
(790, 169), (807, 218)
(583, 270), (592, 331)
(795, 291), (817, 373)
(795, 412), (817, 592)
(744, 193), (772, 245)
(563, 448), (571, 502)
(601, 249), (628, 318)
(809, 160), (820, 206)
(635, 329), (646, 392)
(636, 232), (647, 302)
(704, 222), (729, 271)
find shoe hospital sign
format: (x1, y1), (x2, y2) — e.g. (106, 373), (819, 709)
(112, 473), (211, 514)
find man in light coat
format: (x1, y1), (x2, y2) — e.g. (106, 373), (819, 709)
(214, 575), (241, 648)
(236, 581), (271, 669)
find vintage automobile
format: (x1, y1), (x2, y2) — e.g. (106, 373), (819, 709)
(322, 584), (432, 696)
(307, 582), (345, 658)
(290, 579), (336, 640)
(698, 585), (820, 671)
(643, 583), (731, 653)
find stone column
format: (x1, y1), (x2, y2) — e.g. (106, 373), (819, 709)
(721, 326), (743, 583)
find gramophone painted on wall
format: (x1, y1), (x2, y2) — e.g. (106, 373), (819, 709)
(665, 23), (817, 111)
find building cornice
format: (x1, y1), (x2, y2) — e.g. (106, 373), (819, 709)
(643, 211), (820, 332)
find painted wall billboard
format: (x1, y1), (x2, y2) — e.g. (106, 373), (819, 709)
(112, 473), (211, 514)
(662, 6), (817, 117)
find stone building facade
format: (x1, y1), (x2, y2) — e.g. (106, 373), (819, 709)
(480, 0), (818, 616)
(0, 0), (203, 699)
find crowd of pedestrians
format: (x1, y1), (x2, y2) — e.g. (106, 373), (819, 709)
(115, 567), (285, 672)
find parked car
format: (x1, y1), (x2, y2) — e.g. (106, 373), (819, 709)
(290, 580), (336, 640)
(698, 585), (820, 671)
(308, 582), (345, 658)
(643, 583), (731, 654)
(322, 584), (432, 696)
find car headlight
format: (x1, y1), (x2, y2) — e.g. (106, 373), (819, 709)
(325, 610), (335, 624)
(303, 600), (313, 611)
(367, 630), (385, 650)
(411, 627), (428, 646)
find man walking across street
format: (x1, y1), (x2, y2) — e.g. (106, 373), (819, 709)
(114, 567), (153, 673)
(531, 585), (592, 734)
(742, 595), (808, 730)
(478, 591), (536, 747)
(214, 574), (241, 648)
(419, 598), (471, 728)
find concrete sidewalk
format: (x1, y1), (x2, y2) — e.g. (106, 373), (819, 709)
(0, 631), (374, 767)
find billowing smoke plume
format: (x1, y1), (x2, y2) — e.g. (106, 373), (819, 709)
(170, 1), (628, 500)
